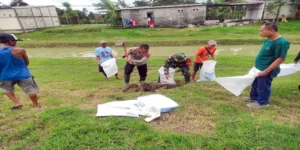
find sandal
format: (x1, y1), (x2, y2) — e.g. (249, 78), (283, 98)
(11, 105), (23, 110)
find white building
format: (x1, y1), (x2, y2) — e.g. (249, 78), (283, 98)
(0, 5), (60, 33)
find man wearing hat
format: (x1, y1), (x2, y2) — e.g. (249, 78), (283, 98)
(161, 53), (192, 83)
(191, 40), (217, 82)
(0, 33), (40, 109)
(94, 40), (119, 80)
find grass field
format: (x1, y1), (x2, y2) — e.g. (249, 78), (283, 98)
(17, 21), (300, 47)
(1, 55), (300, 149)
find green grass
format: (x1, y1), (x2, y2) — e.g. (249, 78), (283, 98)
(0, 55), (300, 149)
(17, 21), (300, 48)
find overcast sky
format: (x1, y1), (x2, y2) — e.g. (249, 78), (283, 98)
(1, 0), (204, 12)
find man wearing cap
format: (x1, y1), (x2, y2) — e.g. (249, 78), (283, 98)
(191, 40), (217, 82)
(162, 53), (192, 83)
(0, 33), (40, 109)
(122, 42), (151, 85)
(94, 40), (119, 80)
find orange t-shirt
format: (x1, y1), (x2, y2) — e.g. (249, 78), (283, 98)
(194, 46), (216, 63)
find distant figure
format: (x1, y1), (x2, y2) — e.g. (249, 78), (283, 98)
(132, 18), (136, 27)
(293, 51), (300, 91)
(94, 40), (119, 80)
(160, 53), (192, 83)
(281, 15), (288, 23)
(191, 40), (217, 82)
(0, 33), (40, 109)
(246, 22), (290, 108)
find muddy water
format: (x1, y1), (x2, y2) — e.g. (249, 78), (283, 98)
(26, 45), (300, 58)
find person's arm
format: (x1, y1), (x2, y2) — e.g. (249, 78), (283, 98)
(131, 56), (149, 63)
(23, 50), (29, 66)
(12, 47), (29, 65)
(211, 53), (216, 61)
(96, 56), (100, 64)
(259, 58), (285, 76)
(259, 41), (289, 76)
(294, 52), (300, 64)
(163, 57), (173, 79)
(94, 49), (100, 64)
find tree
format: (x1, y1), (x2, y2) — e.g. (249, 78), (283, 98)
(118, 0), (127, 8)
(290, 0), (300, 19)
(88, 12), (95, 20)
(82, 8), (88, 15)
(134, 0), (150, 7)
(94, 0), (122, 26)
(10, 0), (29, 7)
(56, 7), (65, 16)
(265, 0), (286, 22)
(206, 0), (214, 4)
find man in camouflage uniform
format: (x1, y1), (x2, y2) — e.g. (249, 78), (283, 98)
(161, 53), (192, 83)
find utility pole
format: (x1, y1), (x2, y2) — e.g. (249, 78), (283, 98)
(64, 10), (70, 25)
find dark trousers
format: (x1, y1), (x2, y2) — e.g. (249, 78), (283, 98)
(250, 71), (279, 105)
(124, 63), (147, 84)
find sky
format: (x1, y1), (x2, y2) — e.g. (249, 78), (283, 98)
(1, 0), (204, 12)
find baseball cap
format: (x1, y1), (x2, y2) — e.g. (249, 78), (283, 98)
(208, 40), (217, 46)
(99, 40), (107, 44)
(0, 33), (23, 43)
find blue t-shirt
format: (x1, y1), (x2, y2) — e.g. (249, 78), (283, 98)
(94, 47), (113, 64)
(0, 47), (31, 81)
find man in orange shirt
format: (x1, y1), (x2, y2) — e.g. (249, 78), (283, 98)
(191, 40), (217, 82)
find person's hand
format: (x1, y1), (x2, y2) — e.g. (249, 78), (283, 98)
(122, 41), (126, 47)
(258, 70), (269, 77)
(293, 61), (297, 64)
(175, 70), (180, 73)
(165, 74), (170, 79)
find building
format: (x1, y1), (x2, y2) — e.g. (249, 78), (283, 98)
(118, 2), (266, 27)
(0, 5), (60, 33)
(119, 4), (207, 27)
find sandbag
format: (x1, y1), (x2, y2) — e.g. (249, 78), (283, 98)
(101, 58), (118, 78)
(158, 67), (176, 84)
(137, 94), (179, 113)
(197, 60), (217, 82)
(215, 67), (261, 96)
(278, 64), (300, 77)
(96, 104), (140, 118)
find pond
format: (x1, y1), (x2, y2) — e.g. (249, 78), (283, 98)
(26, 45), (300, 58)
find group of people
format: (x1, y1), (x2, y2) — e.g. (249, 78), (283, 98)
(94, 39), (217, 84)
(0, 22), (299, 110)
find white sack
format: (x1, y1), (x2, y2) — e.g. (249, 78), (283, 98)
(158, 67), (176, 84)
(215, 67), (261, 96)
(278, 63), (300, 77)
(197, 60), (217, 82)
(101, 58), (118, 78)
(137, 94), (179, 113)
(96, 104), (139, 118)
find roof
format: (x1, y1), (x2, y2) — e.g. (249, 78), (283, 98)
(118, 2), (264, 11)
(11, 5), (56, 9)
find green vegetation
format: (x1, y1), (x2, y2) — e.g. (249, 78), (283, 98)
(1, 55), (299, 149)
(17, 21), (300, 48)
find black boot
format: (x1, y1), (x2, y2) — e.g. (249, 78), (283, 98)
(124, 74), (130, 85)
(139, 76), (146, 82)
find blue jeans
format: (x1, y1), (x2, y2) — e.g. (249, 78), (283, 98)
(250, 70), (279, 105)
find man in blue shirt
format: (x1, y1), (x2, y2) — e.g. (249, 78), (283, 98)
(0, 33), (40, 109)
(94, 40), (119, 80)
